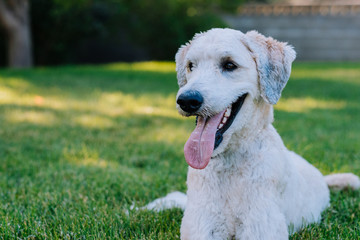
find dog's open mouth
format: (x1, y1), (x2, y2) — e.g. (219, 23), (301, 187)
(184, 93), (248, 169)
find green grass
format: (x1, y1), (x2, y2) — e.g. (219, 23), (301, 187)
(0, 62), (359, 239)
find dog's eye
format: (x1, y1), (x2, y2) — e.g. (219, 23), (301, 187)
(222, 61), (237, 71)
(188, 62), (194, 72)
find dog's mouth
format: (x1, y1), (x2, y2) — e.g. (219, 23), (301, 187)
(184, 93), (248, 169)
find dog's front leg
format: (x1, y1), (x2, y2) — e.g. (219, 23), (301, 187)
(180, 205), (233, 240)
(234, 200), (288, 240)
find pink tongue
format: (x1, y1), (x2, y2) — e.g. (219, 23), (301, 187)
(184, 110), (225, 169)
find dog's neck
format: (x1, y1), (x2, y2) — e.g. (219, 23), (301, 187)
(231, 99), (274, 149)
(208, 101), (278, 171)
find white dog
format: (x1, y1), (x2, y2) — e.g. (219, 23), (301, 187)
(144, 28), (360, 240)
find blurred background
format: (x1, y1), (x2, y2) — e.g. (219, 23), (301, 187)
(1, 0), (359, 69)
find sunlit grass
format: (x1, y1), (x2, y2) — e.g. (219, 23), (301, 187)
(5, 109), (57, 125)
(0, 61), (359, 239)
(63, 145), (113, 168)
(105, 61), (176, 73)
(291, 63), (360, 85)
(275, 97), (347, 113)
(0, 81), (179, 118)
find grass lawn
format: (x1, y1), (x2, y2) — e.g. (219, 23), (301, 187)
(0, 62), (359, 239)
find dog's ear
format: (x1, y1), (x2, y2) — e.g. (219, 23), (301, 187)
(175, 43), (191, 87)
(241, 31), (296, 104)
(175, 32), (206, 87)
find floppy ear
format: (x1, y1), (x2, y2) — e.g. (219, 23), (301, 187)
(241, 31), (296, 104)
(175, 43), (191, 87)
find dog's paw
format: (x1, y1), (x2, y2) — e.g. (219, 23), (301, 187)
(142, 191), (187, 211)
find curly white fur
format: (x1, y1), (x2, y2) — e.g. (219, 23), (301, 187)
(144, 28), (360, 240)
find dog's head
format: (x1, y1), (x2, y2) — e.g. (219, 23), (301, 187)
(175, 28), (296, 169)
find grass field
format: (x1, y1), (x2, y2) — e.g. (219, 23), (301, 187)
(0, 62), (359, 239)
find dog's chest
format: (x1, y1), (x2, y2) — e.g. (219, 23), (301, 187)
(186, 168), (250, 236)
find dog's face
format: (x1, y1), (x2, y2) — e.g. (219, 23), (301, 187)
(176, 28), (296, 169)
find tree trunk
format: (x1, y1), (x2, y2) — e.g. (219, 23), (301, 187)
(0, 0), (33, 68)
(7, 19), (32, 67)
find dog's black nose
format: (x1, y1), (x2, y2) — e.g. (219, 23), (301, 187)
(177, 91), (204, 113)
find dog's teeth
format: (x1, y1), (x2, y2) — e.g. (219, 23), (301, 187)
(225, 108), (231, 117)
(218, 123), (224, 129)
(222, 116), (228, 124)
